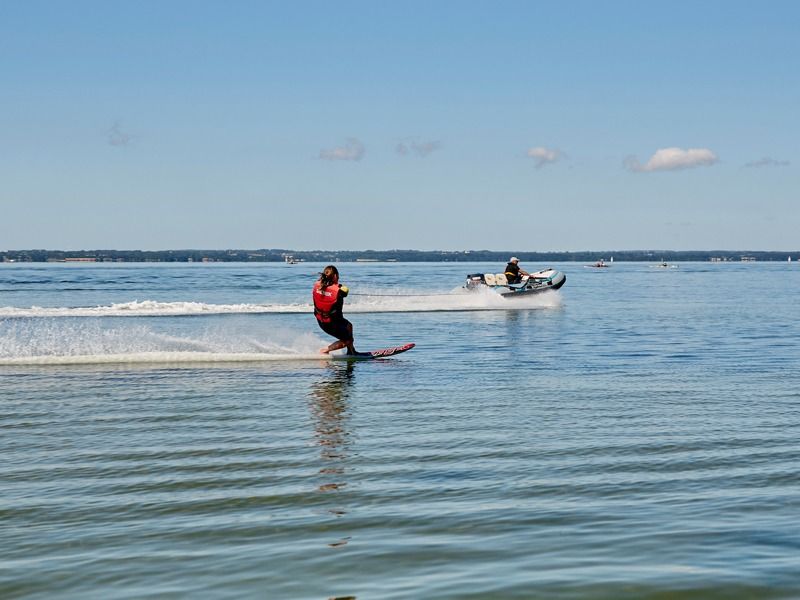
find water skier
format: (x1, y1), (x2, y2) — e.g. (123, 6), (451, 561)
(312, 265), (360, 355)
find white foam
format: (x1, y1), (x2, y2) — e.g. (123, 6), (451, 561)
(0, 290), (561, 318)
(349, 286), (562, 312)
(0, 351), (330, 366)
(0, 300), (307, 318)
(0, 320), (328, 365)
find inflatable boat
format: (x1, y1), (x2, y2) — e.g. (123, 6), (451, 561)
(464, 268), (566, 297)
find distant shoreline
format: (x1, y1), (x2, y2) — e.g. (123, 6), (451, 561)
(1, 249), (797, 263)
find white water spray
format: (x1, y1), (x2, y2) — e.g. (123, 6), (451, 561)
(0, 289), (561, 319)
(0, 320), (326, 365)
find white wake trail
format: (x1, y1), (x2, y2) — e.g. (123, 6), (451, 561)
(0, 289), (561, 318)
(0, 352), (332, 366)
(0, 320), (328, 365)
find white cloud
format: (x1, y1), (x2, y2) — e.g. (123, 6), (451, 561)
(625, 147), (718, 172)
(396, 139), (442, 157)
(319, 138), (365, 161)
(107, 121), (132, 147)
(526, 146), (562, 168)
(744, 157), (790, 168)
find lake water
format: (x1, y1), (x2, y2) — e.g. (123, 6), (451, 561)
(2, 261), (799, 599)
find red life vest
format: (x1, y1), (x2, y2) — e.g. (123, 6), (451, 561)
(312, 281), (344, 323)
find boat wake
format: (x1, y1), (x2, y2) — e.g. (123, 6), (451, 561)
(0, 351), (333, 366)
(0, 320), (330, 366)
(0, 288), (562, 318)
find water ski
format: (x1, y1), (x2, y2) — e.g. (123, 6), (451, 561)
(332, 343), (415, 360)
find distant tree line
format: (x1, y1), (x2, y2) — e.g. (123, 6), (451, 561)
(1, 249), (798, 263)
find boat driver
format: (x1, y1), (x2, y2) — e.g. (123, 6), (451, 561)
(504, 257), (529, 284)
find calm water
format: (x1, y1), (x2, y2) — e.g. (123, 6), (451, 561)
(1, 261), (799, 599)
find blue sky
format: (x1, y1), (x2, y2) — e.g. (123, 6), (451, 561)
(1, 1), (797, 251)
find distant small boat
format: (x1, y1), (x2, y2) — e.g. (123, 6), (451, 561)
(651, 260), (678, 269)
(585, 259), (609, 268)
